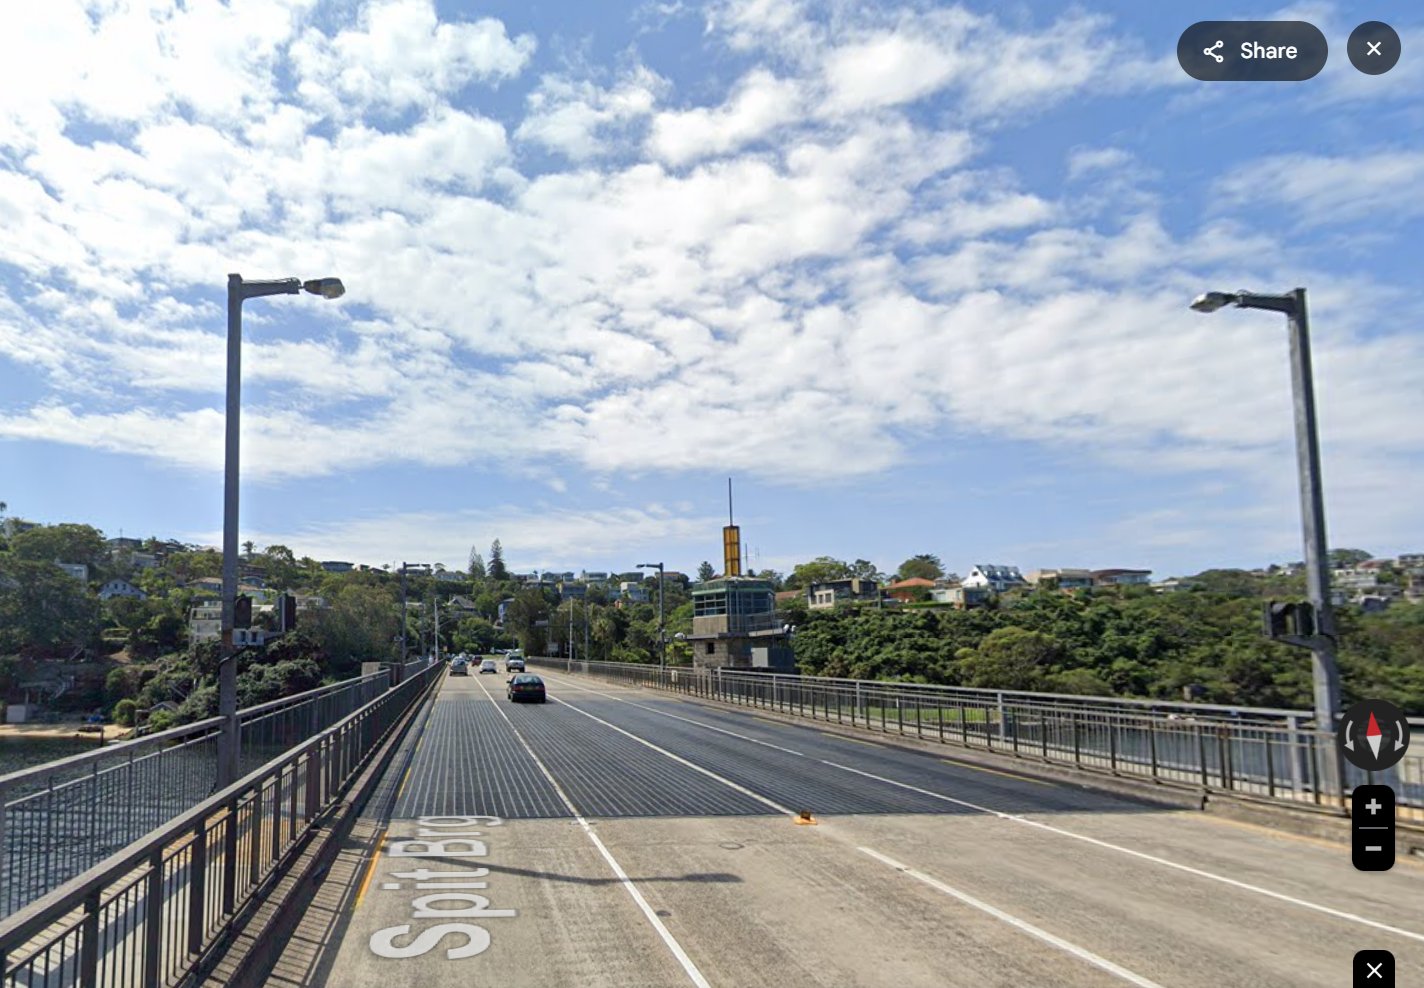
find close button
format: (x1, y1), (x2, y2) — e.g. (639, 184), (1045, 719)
(1348, 22), (1401, 75)
(1354, 949), (1394, 986)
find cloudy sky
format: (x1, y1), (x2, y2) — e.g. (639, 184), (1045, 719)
(1, 0), (1420, 579)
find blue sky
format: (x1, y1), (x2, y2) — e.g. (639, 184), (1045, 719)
(1, 0), (1421, 579)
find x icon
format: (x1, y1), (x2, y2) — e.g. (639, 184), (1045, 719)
(1368, 41), (1382, 55)
(1367, 961), (1384, 977)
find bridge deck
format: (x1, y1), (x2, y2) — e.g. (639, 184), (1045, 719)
(267, 668), (1424, 987)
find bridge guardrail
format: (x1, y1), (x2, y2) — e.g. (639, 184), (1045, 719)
(529, 658), (1423, 823)
(0, 670), (391, 917)
(0, 660), (443, 988)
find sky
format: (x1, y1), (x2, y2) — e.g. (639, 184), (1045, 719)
(0, 0), (1421, 580)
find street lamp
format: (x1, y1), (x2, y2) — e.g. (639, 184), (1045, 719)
(219, 273), (344, 787)
(637, 562), (666, 668)
(1189, 287), (1342, 778)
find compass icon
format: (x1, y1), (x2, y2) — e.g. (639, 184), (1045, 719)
(1337, 699), (1411, 772)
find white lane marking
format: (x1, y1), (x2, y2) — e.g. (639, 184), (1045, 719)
(548, 688), (1163, 985)
(472, 677), (711, 988)
(857, 847), (1165, 988)
(548, 694), (796, 816)
(537, 670), (1424, 945)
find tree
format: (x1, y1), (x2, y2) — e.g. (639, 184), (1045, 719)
(305, 583), (401, 674)
(897, 554), (944, 582)
(784, 557), (852, 590)
(10, 523), (108, 569)
(0, 557), (103, 654)
(1329, 548), (1372, 568)
(848, 559), (884, 581)
(242, 540), (255, 559)
(697, 561), (716, 583)
(754, 569), (784, 590)
(468, 548), (486, 580)
(956, 627), (1062, 691)
(488, 539), (509, 581)
(502, 589), (548, 653)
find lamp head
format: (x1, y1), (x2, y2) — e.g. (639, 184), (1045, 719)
(1189, 291), (1236, 313)
(302, 277), (346, 300)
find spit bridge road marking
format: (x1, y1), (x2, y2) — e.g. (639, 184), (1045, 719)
(472, 675), (713, 988)
(545, 684), (1166, 987)
(542, 672), (1424, 947)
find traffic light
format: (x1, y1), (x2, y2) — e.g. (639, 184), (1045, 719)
(1264, 600), (1316, 640)
(277, 593), (297, 632)
(234, 594), (253, 629)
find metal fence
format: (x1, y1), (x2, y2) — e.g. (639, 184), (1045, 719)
(529, 658), (1424, 823)
(0, 661), (443, 988)
(0, 672), (391, 918)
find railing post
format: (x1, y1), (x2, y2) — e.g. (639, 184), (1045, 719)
(1265, 734), (1276, 798)
(1198, 725), (1210, 789)
(80, 886), (101, 988)
(1148, 719), (1159, 779)
(222, 797), (239, 917)
(1071, 712), (1081, 765)
(143, 847), (164, 988)
(997, 693), (1007, 744)
(188, 820), (208, 957)
(306, 746), (322, 822)
(1109, 717), (1118, 774)
(1287, 714), (1306, 796)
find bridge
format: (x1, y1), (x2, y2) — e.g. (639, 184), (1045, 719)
(1, 660), (1421, 986)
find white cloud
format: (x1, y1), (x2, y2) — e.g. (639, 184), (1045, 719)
(290, 0), (534, 116)
(1215, 150), (1424, 227)
(517, 67), (663, 160)
(230, 504), (719, 570)
(649, 68), (803, 165)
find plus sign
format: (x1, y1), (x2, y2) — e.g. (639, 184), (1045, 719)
(1365, 799), (1382, 815)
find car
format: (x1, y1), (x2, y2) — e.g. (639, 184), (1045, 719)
(506, 674), (546, 703)
(479, 658), (499, 674)
(449, 657), (468, 676)
(505, 657), (525, 673)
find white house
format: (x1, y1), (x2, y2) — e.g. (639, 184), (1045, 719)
(98, 579), (147, 601)
(1092, 569), (1153, 587)
(56, 561), (89, 583)
(1026, 568), (1094, 590)
(962, 565), (1027, 592)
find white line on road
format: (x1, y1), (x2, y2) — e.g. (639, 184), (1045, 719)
(539, 671), (1424, 946)
(547, 684), (1164, 986)
(472, 677), (712, 988)
(858, 846), (1166, 988)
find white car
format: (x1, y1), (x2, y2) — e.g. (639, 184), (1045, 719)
(450, 657), (468, 676)
(479, 658), (499, 674)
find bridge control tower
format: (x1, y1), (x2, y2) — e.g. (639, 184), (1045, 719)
(686, 480), (794, 671)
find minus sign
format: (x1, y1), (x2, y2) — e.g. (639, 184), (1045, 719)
(1365, 846), (1384, 852)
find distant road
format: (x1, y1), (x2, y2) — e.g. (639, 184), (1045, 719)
(284, 668), (1424, 988)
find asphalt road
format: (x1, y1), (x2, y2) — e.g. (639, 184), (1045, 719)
(288, 666), (1424, 988)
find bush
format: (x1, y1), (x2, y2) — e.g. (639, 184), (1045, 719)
(112, 698), (137, 727)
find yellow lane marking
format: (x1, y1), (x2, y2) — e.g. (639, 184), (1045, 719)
(940, 759), (1055, 787)
(820, 732), (880, 747)
(354, 827), (387, 907)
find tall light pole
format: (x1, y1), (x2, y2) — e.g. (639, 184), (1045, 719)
(1190, 288), (1342, 788)
(220, 274), (344, 787)
(638, 562), (665, 668)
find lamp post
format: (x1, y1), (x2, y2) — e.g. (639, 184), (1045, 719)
(638, 562), (665, 668)
(219, 274), (343, 788)
(1189, 287), (1342, 791)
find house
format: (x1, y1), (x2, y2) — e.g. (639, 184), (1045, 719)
(434, 570), (465, 583)
(1091, 569), (1152, 587)
(1333, 567), (1380, 591)
(807, 578), (880, 609)
(107, 537), (143, 555)
(189, 577), (224, 594)
(1, 518), (40, 538)
(962, 565), (1027, 592)
(129, 552), (159, 570)
(189, 603), (222, 643)
(560, 581), (588, 601)
(1026, 568), (1094, 590)
(320, 561), (354, 573)
(1152, 578), (1194, 593)
(687, 576), (792, 670)
(56, 562), (89, 583)
(929, 584), (992, 609)
(1397, 553), (1424, 569)
(774, 590), (803, 605)
(885, 577), (935, 602)
(617, 581), (649, 603)
(446, 595), (480, 615)
(581, 571), (610, 585)
(98, 579), (147, 601)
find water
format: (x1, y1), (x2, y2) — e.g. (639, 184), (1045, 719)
(0, 737), (100, 778)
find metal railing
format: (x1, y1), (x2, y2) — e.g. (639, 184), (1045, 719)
(0, 661), (443, 988)
(529, 658), (1424, 823)
(0, 671), (391, 917)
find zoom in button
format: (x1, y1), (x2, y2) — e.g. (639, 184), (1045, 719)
(1178, 21), (1328, 80)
